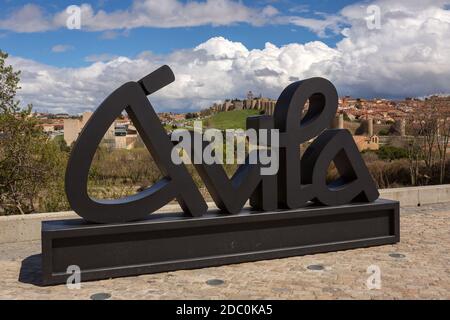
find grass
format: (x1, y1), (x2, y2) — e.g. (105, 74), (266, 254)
(204, 109), (262, 130)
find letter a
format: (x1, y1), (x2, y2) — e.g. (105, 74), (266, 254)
(65, 66), (207, 223)
(301, 129), (379, 205)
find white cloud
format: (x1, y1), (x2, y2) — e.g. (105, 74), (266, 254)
(0, 0), (372, 38)
(0, 4), (53, 32)
(283, 14), (346, 37)
(84, 54), (121, 63)
(326, 0), (450, 97)
(7, 37), (337, 113)
(6, 0), (450, 114)
(0, 0), (279, 33)
(51, 45), (74, 53)
(288, 5), (310, 14)
(0, 0), (350, 36)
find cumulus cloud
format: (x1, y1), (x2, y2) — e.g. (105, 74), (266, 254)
(327, 0), (450, 97)
(6, 0), (450, 113)
(8, 38), (338, 113)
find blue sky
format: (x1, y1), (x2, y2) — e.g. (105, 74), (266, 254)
(0, 0), (356, 68)
(1, 0), (450, 113)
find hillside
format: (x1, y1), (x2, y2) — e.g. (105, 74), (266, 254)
(204, 109), (262, 130)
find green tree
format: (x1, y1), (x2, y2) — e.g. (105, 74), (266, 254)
(376, 145), (408, 161)
(378, 128), (389, 136)
(0, 50), (68, 215)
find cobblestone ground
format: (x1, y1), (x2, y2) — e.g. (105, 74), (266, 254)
(0, 203), (449, 300)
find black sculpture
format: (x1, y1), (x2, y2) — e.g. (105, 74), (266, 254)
(65, 65), (378, 223)
(41, 65), (399, 285)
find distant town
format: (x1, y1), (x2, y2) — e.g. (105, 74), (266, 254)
(34, 92), (450, 152)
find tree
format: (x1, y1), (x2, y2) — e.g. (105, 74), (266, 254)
(406, 98), (450, 186)
(0, 50), (68, 215)
(0, 52), (20, 113)
(405, 136), (422, 186)
(435, 100), (450, 184)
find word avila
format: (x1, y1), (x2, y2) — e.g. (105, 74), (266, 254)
(65, 65), (379, 224)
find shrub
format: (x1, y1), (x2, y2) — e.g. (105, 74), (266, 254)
(376, 145), (408, 161)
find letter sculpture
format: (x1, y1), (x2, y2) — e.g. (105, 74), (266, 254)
(41, 65), (399, 285)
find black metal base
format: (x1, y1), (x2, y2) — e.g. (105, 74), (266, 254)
(41, 199), (399, 285)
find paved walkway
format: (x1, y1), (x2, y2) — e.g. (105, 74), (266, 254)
(0, 203), (449, 299)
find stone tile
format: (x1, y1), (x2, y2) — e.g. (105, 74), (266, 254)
(0, 202), (449, 299)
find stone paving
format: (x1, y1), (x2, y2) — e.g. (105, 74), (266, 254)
(0, 203), (449, 300)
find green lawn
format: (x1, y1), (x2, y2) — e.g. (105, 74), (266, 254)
(204, 109), (262, 130)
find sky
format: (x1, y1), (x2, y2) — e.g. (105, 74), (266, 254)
(0, 0), (450, 113)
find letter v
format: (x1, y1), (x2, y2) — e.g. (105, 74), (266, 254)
(185, 115), (277, 214)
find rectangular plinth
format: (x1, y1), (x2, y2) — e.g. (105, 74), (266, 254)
(41, 199), (399, 285)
